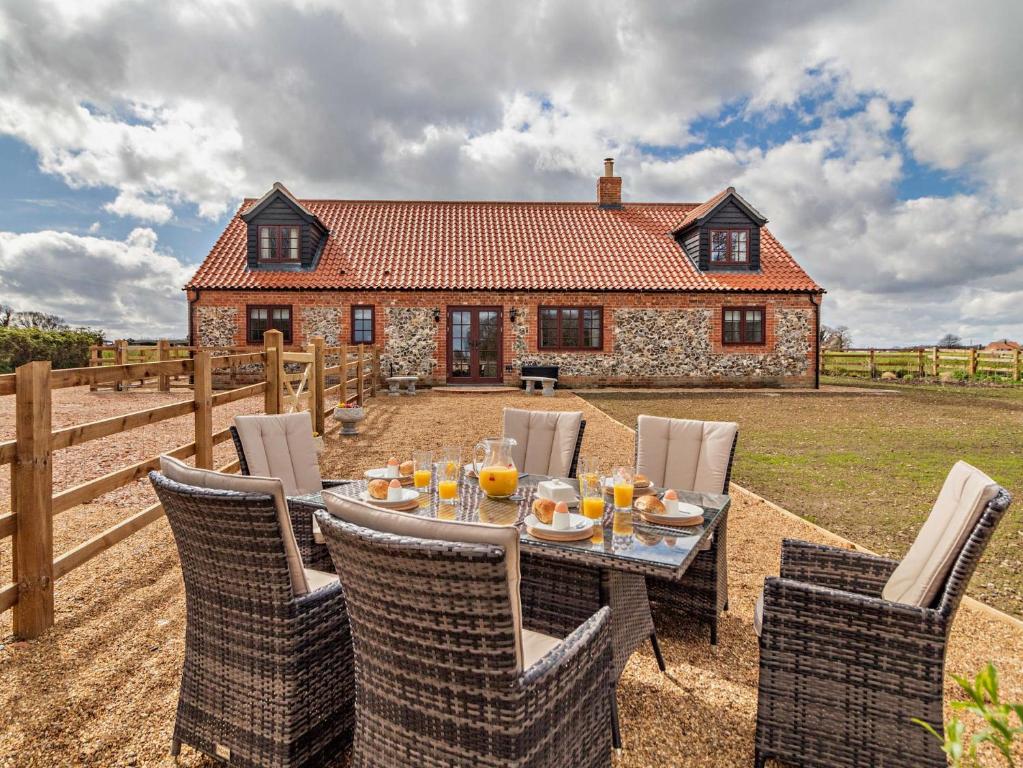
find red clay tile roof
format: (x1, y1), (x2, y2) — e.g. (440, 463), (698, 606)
(187, 198), (821, 293)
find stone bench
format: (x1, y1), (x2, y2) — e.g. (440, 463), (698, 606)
(386, 375), (419, 395)
(521, 376), (557, 397)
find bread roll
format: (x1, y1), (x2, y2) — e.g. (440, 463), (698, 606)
(399, 460), (415, 476)
(368, 478), (390, 499)
(532, 497), (556, 525)
(634, 473), (650, 486)
(634, 494), (665, 514)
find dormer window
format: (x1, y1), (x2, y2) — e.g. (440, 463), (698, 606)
(710, 230), (748, 264)
(259, 226), (300, 262)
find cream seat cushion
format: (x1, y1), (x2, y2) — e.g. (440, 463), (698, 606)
(522, 629), (561, 669)
(636, 415), (738, 493)
(159, 455), (312, 597)
(882, 461), (999, 607)
(233, 413), (322, 496)
(322, 491), (531, 672)
(502, 408), (582, 477)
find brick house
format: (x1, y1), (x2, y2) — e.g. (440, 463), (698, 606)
(186, 160), (824, 387)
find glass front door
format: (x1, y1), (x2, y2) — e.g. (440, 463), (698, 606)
(446, 306), (503, 384)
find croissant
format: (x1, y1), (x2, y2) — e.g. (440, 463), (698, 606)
(532, 497), (556, 525)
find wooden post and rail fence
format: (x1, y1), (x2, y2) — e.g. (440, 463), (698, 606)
(820, 347), (1022, 381)
(1, 332), (378, 639)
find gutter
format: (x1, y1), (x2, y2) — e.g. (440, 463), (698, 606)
(810, 293), (821, 389)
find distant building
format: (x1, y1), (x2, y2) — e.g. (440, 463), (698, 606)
(984, 339), (1021, 352)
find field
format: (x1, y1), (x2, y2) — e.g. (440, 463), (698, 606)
(582, 382), (1023, 618)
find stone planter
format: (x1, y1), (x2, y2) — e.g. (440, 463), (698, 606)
(332, 406), (366, 436)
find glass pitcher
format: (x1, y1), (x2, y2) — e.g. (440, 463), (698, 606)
(472, 437), (519, 499)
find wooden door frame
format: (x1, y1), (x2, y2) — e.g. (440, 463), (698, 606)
(446, 305), (504, 384)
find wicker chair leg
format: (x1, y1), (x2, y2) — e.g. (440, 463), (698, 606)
(649, 632), (666, 672)
(710, 616), (718, 646)
(169, 737), (181, 757)
(753, 749), (766, 768)
(610, 692), (622, 751)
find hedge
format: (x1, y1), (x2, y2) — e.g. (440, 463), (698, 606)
(0, 327), (104, 373)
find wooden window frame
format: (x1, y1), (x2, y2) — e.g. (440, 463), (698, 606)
(247, 304), (293, 344)
(350, 304), (375, 345)
(709, 228), (750, 264)
(537, 306), (603, 351)
(257, 225), (301, 263)
(721, 306), (765, 346)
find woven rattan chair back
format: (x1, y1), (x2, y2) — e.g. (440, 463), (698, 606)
(934, 487), (1012, 623)
(317, 511), (521, 687)
(152, 471), (298, 609)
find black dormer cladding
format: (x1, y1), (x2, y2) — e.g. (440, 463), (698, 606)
(675, 194), (764, 272)
(243, 187), (327, 270)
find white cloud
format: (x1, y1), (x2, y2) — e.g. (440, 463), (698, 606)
(103, 192), (174, 224)
(0, 228), (190, 338)
(0, 0), (1021, 345)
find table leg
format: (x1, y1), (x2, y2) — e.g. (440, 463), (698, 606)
(541, 380), (554, 397)
(525, 380), (535, 395)
(388, 381), (400, 396)
(649, 632), (666, 672)
(407, 381), (416, 395)
(599, 572), (623, 751)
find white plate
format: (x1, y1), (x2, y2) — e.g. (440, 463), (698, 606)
(662, 501), (704, 518)
(358, 488), (419, 506)
(524, 512), (592, 533)
(365, 467), (412, 481)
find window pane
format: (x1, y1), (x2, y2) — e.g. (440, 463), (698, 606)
(561, 309), (579, 347)
(353, 307), (373, 343)
(731, 231), (748, 262)
(259, 228), (271, 259)
(744, 309), (763, 343)
(539, 308), (559, 348)
(582, 308), (601, 348)
(711, 231), (729, 262)
(288, 227), (299, 260)
(723, 310), (741, 343)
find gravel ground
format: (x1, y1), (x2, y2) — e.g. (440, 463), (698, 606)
(1, 388), (1020, 767)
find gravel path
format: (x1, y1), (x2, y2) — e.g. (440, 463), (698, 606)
(0, 388), (1020, 767)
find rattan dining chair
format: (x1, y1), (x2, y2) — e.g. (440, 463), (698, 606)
(150, 457), (355, 768)
(230, 412), (350, 570)
(636, 415), (739, 646)
(502, 408), (586, 478)
(316, 492), (614, 768)
(754, 461), (1012, 768)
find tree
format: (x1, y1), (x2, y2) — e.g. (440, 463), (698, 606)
(820, 325), (853, 351)
(938, 333), (962, 348)
(13, 311), (69, 331)
(0, 304), (13, 327)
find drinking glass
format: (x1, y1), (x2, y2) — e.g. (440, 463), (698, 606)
(611, 465), (634, 538)
(437, 447), (461, 501)
(413, 450), (433, 493)
(578, 457), (604, 521)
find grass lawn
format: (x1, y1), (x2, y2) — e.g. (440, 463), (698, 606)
(581, 382), (1023, 618)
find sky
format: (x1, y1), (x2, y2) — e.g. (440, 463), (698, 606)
(1, 0), (1021, 345)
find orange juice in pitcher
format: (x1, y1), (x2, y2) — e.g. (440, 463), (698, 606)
(472, 437), (520, 499)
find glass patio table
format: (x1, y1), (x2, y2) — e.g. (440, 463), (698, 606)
(292, 473), (730, 580)
(291, 473), (730, 749)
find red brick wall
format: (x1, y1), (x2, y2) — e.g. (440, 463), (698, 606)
(189, 288), (820, 388)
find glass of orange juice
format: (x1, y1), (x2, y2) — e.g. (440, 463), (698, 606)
(437, 447), (461, 501)
(612, 466), (634, 510)
(578, 457), (604, 522)
(413, 450), (433, 493)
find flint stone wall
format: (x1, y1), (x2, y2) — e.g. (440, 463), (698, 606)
(381, 306), (437, 377)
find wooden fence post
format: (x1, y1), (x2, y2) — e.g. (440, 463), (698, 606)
(89, 345), (99, 392)
(13, 361), (53, 639)
(371, 346), (380, 397)
(339, 344), (349, 405)
(263, 330), (283, 414)
(114, 339), (128, 391)
(868, 349), (877, 379)
(157, 339), (170, 392)
(310, 336), (325, 436)
(193, 351), (213, 469)
(968, 348), (977, 377)
(356, 344), (365, 406)
(932, 347), (939, 377)
(917, 348), (925, 378)
(1014, 349), (1021, 382)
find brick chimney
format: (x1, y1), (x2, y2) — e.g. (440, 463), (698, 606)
(597, 157), (622, 208)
